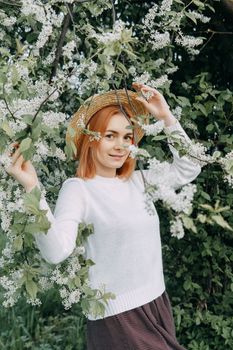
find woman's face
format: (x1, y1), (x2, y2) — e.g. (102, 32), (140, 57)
(93, 113), (134, 177)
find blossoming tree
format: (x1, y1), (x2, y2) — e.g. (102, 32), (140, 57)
(0, 0), (233, 348)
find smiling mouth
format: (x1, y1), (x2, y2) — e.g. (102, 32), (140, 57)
(109, 154), (125, 159)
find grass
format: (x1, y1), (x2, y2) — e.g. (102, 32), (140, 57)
(0, 289), (87, 350)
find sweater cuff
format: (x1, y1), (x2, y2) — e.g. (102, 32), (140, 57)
(163, 119), (182, 134)
(163, 119), (192, 146)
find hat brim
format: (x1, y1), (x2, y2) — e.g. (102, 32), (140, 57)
(66, 89), (149, 159)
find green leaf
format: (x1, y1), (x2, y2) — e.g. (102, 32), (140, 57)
(104, 64), (115, 77)
(211, 215), (233, 231)
(25, 279), (38, 299)
(19, 137), (32, 152)
(152, 135), (167, 141)
(76, 223), (94, 246)
(88, 299), (105, 319)
(200, 191), (211, 201)
(200, 204), (214, 211)
(24, 218), (51, 235)
(116, 61), (128, 75)
(31, 123), (42, 140)
(1, 121), (15, 137)
(193, 103), (208, 117)
(197, 214), (207, 223)
(193, 0), (205, 8)
(23, 187), (48, 219)
(181, 216), (197, 233)
(22, 115), (34, 126)
(185, 11), (197, 24)
(13, 236), (23, 251)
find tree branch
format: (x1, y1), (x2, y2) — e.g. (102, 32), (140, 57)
(49, 4), (74, 83)
(110, 0), (116, 27)
(0, 0), (21, 6)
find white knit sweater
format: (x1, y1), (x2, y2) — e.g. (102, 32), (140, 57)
(34, 120), (201, 320)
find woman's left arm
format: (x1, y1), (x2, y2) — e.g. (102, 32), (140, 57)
(132, 83), (201, 190)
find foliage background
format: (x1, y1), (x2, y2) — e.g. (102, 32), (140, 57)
(0, 0), (233, 349)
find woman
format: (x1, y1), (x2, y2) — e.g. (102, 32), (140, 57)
(6, 83), (201, 349)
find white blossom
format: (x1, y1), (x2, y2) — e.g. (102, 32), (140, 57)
(139, 120), (165, 136)
(62, 40), (77, 60)
(129, 145), (151, 159)
(90, 19), (127, 46)
(26, 298), (42, 306)
(150, 31), (170, 50)
(53, 147), (66, 161)
(2, 16), (17, 27)
(134, 72), (169, 89)
(175, 32), (204, 55)
(170, 217), (185, 239)
(219, 151), (233, 188)
(187, 10), (210, 24)
(171, 106), (182, 120)
(42, 111), (67, 128)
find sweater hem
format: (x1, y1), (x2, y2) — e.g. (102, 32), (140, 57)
(87, 278), (165, 320)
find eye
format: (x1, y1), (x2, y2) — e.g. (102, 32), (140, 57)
(125, 136), (133, 141)
(105, 134), (114, 139)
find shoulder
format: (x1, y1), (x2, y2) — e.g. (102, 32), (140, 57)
(130, 170), (147, 188)
(60, 177), (86, 194)
(62, 177), (84, 186)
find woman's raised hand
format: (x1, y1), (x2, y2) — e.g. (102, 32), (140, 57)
(132, 82), (176, 126)
(5, 142), (40, 193)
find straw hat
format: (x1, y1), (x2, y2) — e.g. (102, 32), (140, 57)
(66, 89), (149, 159)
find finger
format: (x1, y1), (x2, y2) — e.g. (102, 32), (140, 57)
(9, 142), (20, 152)
(14, 154), (25, 169)
(135, 96), (150, 107)
(9, 142), (19, 147)
(132, 82), (143, 89)
(141, 86), (159, 95)
(10, 148), (21, 164)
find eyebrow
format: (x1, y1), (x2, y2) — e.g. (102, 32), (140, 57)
(105, 130), (133, 136)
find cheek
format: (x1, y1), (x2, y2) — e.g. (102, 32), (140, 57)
(96, 141), (109, 157)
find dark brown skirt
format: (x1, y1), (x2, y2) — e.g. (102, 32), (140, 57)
(86, 291), (186, 350)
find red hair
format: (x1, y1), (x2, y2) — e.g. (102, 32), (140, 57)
(75, 105), (137, 180)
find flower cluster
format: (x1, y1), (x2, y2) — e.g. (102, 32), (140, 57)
(62, 40), (77, 60)
(187, 10), (210, 24)
(138, 120), (165, 136)
(0, 269), (24, 307)
(21, 0), (64, 50)
(219, 151), (233, 188)
(175, 32), (204, 55)
(128, 145), (151, 159)
(170, 217), (185, 239)
(134, 72), (170, 89)
(90, 20), (126, 45)
(142, 0), (205, 56)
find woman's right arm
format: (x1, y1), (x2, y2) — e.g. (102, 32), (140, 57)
(6, 143), (85, 264)
(33, 179), (85, 264)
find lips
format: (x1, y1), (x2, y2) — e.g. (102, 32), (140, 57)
(109, 154), (124, 157)
(109, 154), (125, 159)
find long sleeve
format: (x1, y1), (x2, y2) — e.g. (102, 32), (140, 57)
(143, 120), (201, 190)
(33, 178), (86, 264)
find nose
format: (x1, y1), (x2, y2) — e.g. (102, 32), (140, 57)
(113, 137), (126, 149)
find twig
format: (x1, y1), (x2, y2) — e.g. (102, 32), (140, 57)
(110, 0), (116, 27)
(65, 2), (74, 24)
(199, 31), (215, 51)
(2, 81), (17, 122)
(31, 87), (59, 123)
(0, 0), (20, 6)
(75, 0), (95, 2)
(49, 4), (74, 83)
(204, 29), (233, 35)
(199, 29), (233, 51)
